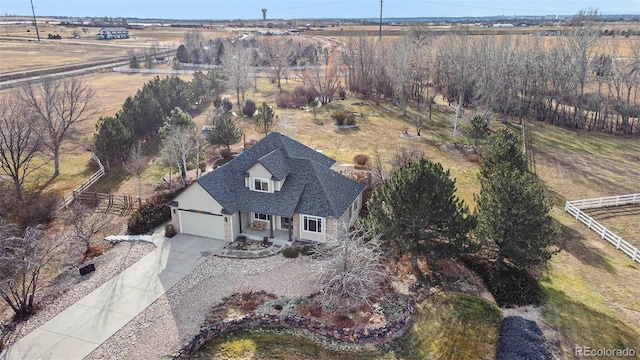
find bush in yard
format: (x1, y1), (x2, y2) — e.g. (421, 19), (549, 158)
(127, 201), (171, 235)
(221, 98), (233, 113)
(345, 113), (357, 126)
(299, 244), (314, 256)
(275, 86), (318, 109)
(242, 100), (256, 117)
(339, 88), (347, 100)
(3, 192), (61, 229)
(332, 111), (347, 125)
(331, 110), (356, 126)
(282, 246), (300, 258)
(353, 154), (370, 168)
(294, 85), (318, 105)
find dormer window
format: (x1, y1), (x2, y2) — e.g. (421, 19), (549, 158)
(254, 178), (270, 192)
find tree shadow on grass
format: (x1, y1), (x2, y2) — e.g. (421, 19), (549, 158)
(556, 222), (617, 275)
(543, 287), (640, 355)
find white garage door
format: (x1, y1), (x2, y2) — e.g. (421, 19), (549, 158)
(179, 211), (225, 239)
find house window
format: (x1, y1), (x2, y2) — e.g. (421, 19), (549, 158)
(253, 178), (269, 192)
(280, 217), (291, 229)
(253, 213), (271, 221)
(302, 215), (323, 233)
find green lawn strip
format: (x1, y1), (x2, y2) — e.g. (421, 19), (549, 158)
(194, 329), (385, 360)
(396, 292), (502, 360)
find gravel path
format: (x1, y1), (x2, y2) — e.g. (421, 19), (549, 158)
(87, 254), (320, 359)
(1, 241), (156, 348)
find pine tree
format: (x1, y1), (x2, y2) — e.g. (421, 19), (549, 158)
(208, 114), (243, 150)
(365, 158), (476, 274)
(475, 127), (558, 269)
(255, 102), (275, 136)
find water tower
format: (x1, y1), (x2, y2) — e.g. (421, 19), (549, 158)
(262, 8), (267, 20)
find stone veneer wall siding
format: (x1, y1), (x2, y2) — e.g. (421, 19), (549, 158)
(171, 292), (415, 359)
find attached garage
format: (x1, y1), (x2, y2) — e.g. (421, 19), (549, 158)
(178, 210), (225, 239)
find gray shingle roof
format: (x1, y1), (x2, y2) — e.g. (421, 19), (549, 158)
(195, 132), (365, 218)
(258, 149), (290, 180)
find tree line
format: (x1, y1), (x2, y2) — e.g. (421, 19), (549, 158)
(342, 10), (640, 135)
(93, 71), (224, 171)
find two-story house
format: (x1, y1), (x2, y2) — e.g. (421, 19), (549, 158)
(168, 132), (365, 244)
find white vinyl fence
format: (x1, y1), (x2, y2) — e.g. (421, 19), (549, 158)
(565, 194), (640, 263)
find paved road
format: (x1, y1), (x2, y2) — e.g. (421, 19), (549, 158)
(0, 234), (225, 360)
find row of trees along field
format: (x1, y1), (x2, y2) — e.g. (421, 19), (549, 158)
(342, 10), (640, 135)
(93, 70), (224, 172)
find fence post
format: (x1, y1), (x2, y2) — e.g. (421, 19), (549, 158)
(615, 195), (620, 206)
(634, 248), (638, 262)
(601, 227), (607, 239)
(616, 237), (622, 249)
(587, 217), (593, 229)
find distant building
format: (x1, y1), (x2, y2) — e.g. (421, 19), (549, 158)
(96, 27), (129, 40)
(492, 23), (515, 28)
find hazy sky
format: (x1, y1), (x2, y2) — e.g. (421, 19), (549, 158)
(2, 0), (639, 19)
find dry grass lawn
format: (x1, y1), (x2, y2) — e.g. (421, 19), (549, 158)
(1, 22), (638, 358)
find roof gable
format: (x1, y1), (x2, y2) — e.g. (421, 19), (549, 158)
(194, 132), (364, 218)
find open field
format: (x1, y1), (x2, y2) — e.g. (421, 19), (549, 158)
(0, 23), (230, 74)
(584, 204), (640, 248)
(1, 22), (639, 359)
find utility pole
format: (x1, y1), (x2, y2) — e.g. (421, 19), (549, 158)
(29, 0), (41, 41)
(378, 0), (383, 41)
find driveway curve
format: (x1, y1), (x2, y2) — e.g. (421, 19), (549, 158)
(0, 234), (225, 360)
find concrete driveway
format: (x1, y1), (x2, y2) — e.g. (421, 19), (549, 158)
(0, 234), (225, 360)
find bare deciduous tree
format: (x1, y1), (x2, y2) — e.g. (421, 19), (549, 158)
(221, 41), (252, 107)
(305, 50), (342, 104)
(67, 203), (111, 262)
(19, 77), (97, 177)
(261, 38), (292, 91)
(390, 146), (425, 172)
(312, 226), (387, 311)
(161, 125), (196, 188)
(0, 97), (44, 199)
(0, 221), (62, 320)
(124, 142), (146, 206)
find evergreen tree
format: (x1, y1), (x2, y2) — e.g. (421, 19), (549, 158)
(255, 102), (275, 136)
(93, 116), (132, 171)
(467, 115), (490, 146)
(208, 114), (243, 150)
(475, 168), (558, 268)
(479, 127), (528, 178)
(475, 127), (558, 269)
(365, 158), (476, 274)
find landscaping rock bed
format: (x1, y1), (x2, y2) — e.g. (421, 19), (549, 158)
(172, 290), (415, 359)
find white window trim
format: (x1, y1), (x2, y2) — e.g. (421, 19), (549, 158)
(253, 177), (270, 192)
(301, 215), (324, 234)
(253, 212), (271, 221)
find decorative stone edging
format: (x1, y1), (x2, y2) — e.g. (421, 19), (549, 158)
(171, 291), (415, 359)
